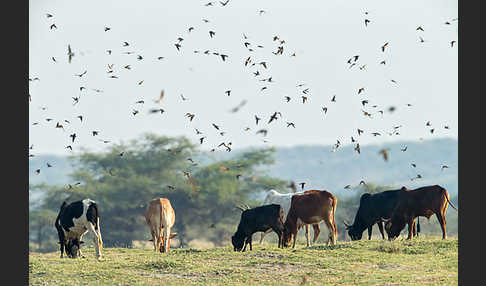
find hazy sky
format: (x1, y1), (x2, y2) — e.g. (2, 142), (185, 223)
(29, 0), (457, 156)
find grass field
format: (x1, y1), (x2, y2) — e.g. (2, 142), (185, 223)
(29, 236), (457, 286)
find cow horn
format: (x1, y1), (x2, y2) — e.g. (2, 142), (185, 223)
(343, 221), (350, 228)
(235, 205), (246, 211)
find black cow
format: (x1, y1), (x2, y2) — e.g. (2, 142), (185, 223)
(231, 204), (285, 251)
(54, 199), (103, 259)
(345, 190), (419, 240)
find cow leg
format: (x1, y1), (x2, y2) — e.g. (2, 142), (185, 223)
(259, 229), (272, 244)
(305, 224), (310, 247)
(248, 236), (253, 251)
(242, 237), (249, 252)
(88, 223), (102, 259)
(368, 225), (372, 240)
(163, 226), (171, 253)
(436, 213), (447, 239)
(312, 224), (320, 244)
(59, 241), (65, 258)
(96, 217), (103, 250)
(377, 221), (385, 240)
(412, 220), (417, 238)
(324, 219), (335, 245)
(406, 217), (415, 240)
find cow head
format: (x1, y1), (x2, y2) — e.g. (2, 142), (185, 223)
(384, 217), (406, 240)
(344, 221), (363, 241)
(346, 193), (372, 241)
(282, 227), (293, 247)
(231, 232), (245, 251)
(65, 238), (84, 258)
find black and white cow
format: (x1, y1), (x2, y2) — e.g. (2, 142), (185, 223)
(54, 199), (103, 259)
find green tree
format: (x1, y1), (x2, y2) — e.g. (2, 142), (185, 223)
(34, 134), (287, 248)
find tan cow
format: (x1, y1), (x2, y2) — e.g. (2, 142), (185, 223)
(145, 198), (177, 253)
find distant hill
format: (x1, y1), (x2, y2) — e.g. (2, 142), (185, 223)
(29, 138), (458, 204)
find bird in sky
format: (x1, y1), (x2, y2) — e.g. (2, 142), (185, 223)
(149, 108), (165, 114)
(378, 148), (390, 161)
(75, 70), (87, 77)
(185, 113), (195, 122)
(381, 42), (389, 52)
(67, 45), (75, 63)
(255, 115), (261, 125)
(156, 90), (165, 103)
(286, 122), (296, 128)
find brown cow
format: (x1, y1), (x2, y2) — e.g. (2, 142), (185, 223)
(283, 190), (338, 248)
(145, 198), (178, 253)
(384, 185), (457, 240)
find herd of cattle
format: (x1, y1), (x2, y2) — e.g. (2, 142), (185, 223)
(53, 184), (457, 259)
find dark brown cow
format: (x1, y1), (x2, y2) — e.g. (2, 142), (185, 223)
(283, 190), (338, 248)
(384, 185), (457, 240)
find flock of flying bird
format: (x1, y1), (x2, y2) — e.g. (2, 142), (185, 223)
(30, 2), (456, 192)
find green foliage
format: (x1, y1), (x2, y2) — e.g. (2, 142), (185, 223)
(30, 133), (287, 249)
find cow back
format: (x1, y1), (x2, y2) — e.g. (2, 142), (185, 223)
(288, 190), (336, 225)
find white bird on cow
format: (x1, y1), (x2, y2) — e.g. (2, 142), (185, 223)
(259, 189), (321, 246)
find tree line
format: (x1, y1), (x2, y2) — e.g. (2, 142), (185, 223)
(29, 133), (458, 252)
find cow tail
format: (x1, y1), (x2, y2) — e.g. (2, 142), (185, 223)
(55, 201), (67, 226)
(55, 201), (68, 243)
(92, 203), (100, 230)
(442, 187), (458, 211)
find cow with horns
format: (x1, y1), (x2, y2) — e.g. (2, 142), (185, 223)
(231, 204), (285, 251)
(54, 199), (103, 259)
(344, 189), (419, 241)
(384, 185), (457, 240)
(260, 189), (321, 246)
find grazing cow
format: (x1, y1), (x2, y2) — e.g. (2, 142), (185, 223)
(145, 198), (177, 253)
(384, 185), (457, 240)
(283, 190), (338, 248)
(344, 189), (418, 241)
(54, 199), (103, 259)
(232, 204), (285, 251)
(259, 189), (320, 246)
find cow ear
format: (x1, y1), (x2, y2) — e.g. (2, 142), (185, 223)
(148, 239), (153, 242)
(400, 186), (407, 191)
(169, 233), (178, 239)
(80, 241), (85, 244)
